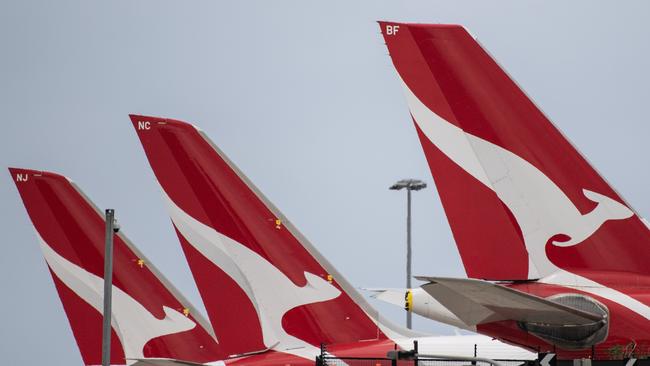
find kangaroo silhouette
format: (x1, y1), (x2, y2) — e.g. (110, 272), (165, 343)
(401, 81), (650, 321)
(163, 192), (341, 360)
(402, 79), (633, 279)
(39, 233), (197, 363)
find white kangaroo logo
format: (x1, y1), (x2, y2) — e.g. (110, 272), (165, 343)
(400, 80), (650, 321)
(38, 233), (196, 364)
(162, 191), (341, 361)
(401, 79), (633, 279)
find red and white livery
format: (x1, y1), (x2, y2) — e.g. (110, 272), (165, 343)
(10, 168), (223, 365)
(376, 21), (650, 358)
(129, 115), (534, 364)
(9, 127), (533, 365)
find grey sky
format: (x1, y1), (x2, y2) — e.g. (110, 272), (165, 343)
(1, 1), (649, 364)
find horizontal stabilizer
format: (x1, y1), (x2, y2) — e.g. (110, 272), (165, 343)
(415, 277), (604, 327)
(364, 288), (405, 308)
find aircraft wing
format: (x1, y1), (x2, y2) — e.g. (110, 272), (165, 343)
(415, 276), (604, 326)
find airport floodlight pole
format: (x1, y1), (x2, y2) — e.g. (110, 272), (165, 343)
(102, 209), (119, 366)
(390, 179), (427, 329)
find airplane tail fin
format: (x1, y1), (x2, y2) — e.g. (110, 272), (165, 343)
(130, 115), (413, 352)
(9, 168), (223, 365)
(379, 22), (650, 280)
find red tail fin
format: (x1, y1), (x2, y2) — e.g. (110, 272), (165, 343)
(379, 22), (650, 280)
(130, 115), (408, 352)
(9, 168), (223, 365)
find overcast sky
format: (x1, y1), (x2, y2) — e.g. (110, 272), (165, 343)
(1, 1), (649, 364)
